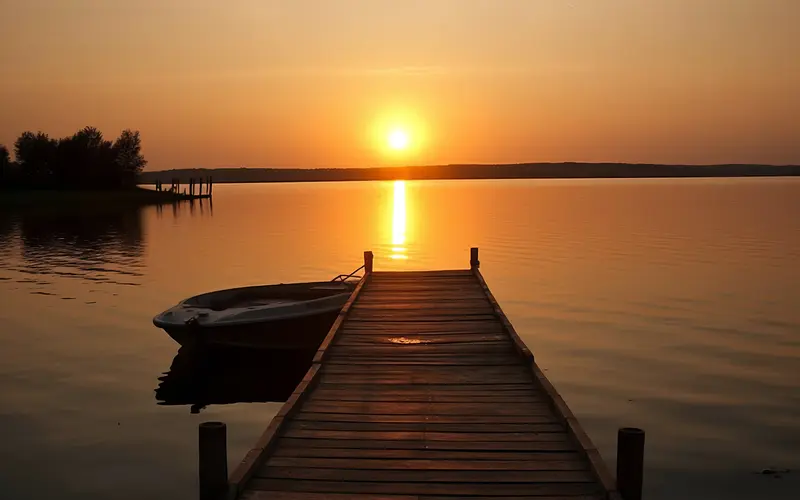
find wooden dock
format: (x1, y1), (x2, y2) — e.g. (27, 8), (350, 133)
(207, 249), (637, 500)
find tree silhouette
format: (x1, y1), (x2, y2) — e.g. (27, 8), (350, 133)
(14, 131), (58, 187)
(0, 144), (10, 184)
(113, 129), (147, 187)
(4, 127), (148, 190)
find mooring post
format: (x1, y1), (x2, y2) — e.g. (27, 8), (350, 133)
(198, 421), (228, 500)
(364, 250), (374, 274)
(470, 247), (480, 268)
(616, 427), (645, 500)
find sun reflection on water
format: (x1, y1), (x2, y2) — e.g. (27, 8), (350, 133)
(390, 180), (408, 260)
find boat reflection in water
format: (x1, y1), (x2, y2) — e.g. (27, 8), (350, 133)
(155, 346), (315, 413)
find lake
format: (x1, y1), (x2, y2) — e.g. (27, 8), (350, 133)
(1, 178), (798, 499)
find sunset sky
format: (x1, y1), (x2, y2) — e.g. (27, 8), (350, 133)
(1, 0), (798, 170)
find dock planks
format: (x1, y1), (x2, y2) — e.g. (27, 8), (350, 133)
(231, 267), (619, 500)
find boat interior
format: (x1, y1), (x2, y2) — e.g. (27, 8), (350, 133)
(184, 282), (353, 311)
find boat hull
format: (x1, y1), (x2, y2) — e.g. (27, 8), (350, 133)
(160, 309), (341, 350)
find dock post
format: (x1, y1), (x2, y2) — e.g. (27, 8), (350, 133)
(364, 251), (374, 274)
(199, 421), (228, 500)
(616, 427), (645, 500)
(470, 247), (480, 268)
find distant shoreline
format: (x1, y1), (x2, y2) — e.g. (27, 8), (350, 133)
(139, 162), (800, 185)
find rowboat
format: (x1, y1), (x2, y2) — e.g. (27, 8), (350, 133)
(152, 275), (358, 349)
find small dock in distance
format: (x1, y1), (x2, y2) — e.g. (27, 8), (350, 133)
(200, 249), (645, 500)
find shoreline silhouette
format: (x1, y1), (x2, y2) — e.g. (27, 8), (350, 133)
(140, 162), (800, 185)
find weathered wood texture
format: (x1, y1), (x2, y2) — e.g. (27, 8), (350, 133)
(237, 269), (617, 499)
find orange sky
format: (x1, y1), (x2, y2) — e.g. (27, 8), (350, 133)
(1, 0), (798, 170)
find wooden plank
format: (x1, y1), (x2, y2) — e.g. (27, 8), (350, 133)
(348, 311), (496, 319)
(245, 494), (606, 500)
(323, 359), (518, 367)
(422, 496), (605, 500)
(287, 421), (563, 433)
(293, 412), (561, 425)
(361, 284), (480, 289)
(318, 371), (528, 381)
(242, 492), (417, 500)
(356, 296), (489, 303)
(321, 361), (518, 368)
(276, 438), (575, 452)
(371, 269), (471, 276)
(320, 364), (528, 374)
(282, 429), (569, 442)
(320, 375), (534, 385)
(299, 401), (553, 416)
(354, 294), (484, 300)
(271, 447), (581, 461)
(361, 289), (481, 292)
(326, 342), (516, 352)
(367, 279), (476, 284)
(327, 353), (516, 360)
(340, 327), (506, 334)
(321, 359), (523, 369)
(248, 479), (603, 496)
(342, 321), (503, 330)
(355, 298), (490, 305)
(314, 383), (536, 392)
(307, 392), (544, 403)
(336, 332), (506, 341)
(338, 332), (507, 339)
(343, 319), (501, 326)
(347, 314), (499, 321)
(325, 346), (515, 357)
(265, 456), (588, 471)
(354, 303), (493, 310)
(320, 372), (527, 379)
(256, 466), (596, 483)
(322, 359), (518, 367)
(310, 387), (540, 397)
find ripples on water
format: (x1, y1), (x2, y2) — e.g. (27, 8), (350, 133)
(0, 208), (145, 301)
(0, 179), (798, 500)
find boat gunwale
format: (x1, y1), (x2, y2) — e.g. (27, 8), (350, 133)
(152, 281), (355, 328)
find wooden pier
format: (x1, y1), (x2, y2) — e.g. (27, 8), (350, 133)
(205, 249), (640, 500)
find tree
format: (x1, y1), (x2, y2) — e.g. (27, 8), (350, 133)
(0, 144), (10, 185)
(57, 126), (114, 188)
(113, 129), (147, 187)
(14, 131), (57, 186)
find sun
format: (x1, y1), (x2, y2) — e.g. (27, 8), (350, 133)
(387, 129), (410, 150)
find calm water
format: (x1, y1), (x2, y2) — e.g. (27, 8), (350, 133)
(1, 179), (799, 499)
